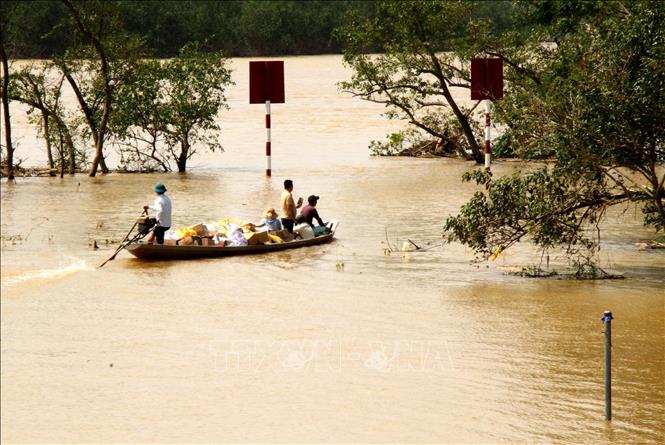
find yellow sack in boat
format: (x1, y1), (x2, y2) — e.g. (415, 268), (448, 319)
(243, 231), (271, 245)
(176, 223), (209, 238)
(176, 227), (197, 238)
(189, 223), (209, 237)
(217, 216), (243, 227)
(269, 234), (284, 244)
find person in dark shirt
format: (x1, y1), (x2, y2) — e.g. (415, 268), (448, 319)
(299, 195), (326, 233)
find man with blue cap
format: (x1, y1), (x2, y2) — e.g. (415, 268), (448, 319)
(143, 183), (172, 244)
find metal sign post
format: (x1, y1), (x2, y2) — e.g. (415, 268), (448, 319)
(484, 99), (492, 168)
(265, 100), (271, 175)
(250, 61), (285, 177)
(471, 58), (503, 169)
(602, 310), (613, 421)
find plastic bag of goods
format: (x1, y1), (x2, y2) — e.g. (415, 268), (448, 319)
(227, 226), (248, 246)
(294, 223), (314, 240)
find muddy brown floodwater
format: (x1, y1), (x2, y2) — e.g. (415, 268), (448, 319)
(1, 55), (664, 443)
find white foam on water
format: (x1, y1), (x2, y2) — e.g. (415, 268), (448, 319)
(1, 260), (93, 290)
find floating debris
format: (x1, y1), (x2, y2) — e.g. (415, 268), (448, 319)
(502, 266), (624, 280)
(635, 241), (665, 250)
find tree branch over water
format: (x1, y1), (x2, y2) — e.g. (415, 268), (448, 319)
(444, 0), (665, 274)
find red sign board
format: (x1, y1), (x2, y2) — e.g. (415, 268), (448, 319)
(249, 61), (285, 104)
(471, 58), (503, 100)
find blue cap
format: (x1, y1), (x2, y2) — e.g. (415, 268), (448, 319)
(154, 183), (167, 193)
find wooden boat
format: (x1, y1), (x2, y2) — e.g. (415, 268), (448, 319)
(125, 221), (338, 260)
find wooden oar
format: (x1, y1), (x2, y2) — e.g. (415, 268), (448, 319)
(98, 210), (147, 268)
(98, 240), (132, 268)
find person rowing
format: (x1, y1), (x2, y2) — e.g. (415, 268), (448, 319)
(143, 183), (172, 245)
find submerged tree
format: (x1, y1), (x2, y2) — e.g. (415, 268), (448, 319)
(444, 0), (665, 273)
(337, 0), (487, 162)
(159, 43), (232, 172)
(110, 59), (168, 172)
(57, 0), (148, 176)
(8, 65), (83, 176)
(112, 43), (232, 172)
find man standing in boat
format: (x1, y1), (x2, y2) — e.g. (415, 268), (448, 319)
(280, 179), (302, 233)
(144, 183), (172, 244)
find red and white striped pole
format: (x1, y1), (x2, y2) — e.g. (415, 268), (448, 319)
(484, 99), (492, 168)
(265, 100), (271, 176)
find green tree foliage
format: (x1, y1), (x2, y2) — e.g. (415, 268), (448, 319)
(3, 0), (376, 58)
(236, 0), (369, 56)
(159, 44), (231, 172)
(110, 60), (168, 172)
(337, 0), (495, 163)
(444, 0), (665, 271)
(117, 1), (239, 57)
(112, 43), (232, 173)
(0, 0), (74, 58)
(3, 0), (234, 175)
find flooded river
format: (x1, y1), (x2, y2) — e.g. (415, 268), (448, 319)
(1, 55), (664, 443)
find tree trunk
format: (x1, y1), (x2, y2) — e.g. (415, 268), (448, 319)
(59, 131), (65, 178)
(67, 134), (75, 174)
(51, 113), (76, 175)
(437, 75), (483, 163)
(99, 150), (109, 173)
(0, 39), (14, 181)
(177, 139), (189, 172)
(88, 138), (109, 174)
(62, 1), (112, 177)
(87, 130), (109, 176)
(42, 112), (55, 174)
(422, 45), (484, 163)
(89, 144), (101, 176)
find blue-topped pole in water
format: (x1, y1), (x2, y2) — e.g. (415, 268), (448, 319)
(602, 310), (613, 421)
